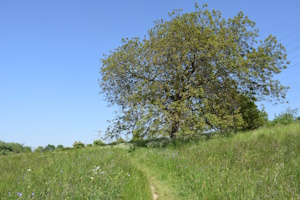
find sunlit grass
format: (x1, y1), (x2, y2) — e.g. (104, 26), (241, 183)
(0, 147), (152, 199)
(131, 123), (300, 199)
(1, 123), (299, 199)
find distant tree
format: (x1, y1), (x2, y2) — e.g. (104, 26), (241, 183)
(56, 145), (64, 150)
(35, 146), (45, 153)
(0, 141), (30, 155)
(272, 108), (298, 126)
(116, 137), (126, 144)
(93, 140), (106, 146)
(23, 146), (32, 153)
(238, 95), (266, 130)
(45, 144), (56, 151)
(73, 141), (85, 149)
(100, 4), (289, 139)
(86, 144), (93, 147)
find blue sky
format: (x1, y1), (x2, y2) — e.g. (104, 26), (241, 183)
(1, 0), (300, 148)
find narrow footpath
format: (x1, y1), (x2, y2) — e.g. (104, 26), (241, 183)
(127, 153), (178, 200)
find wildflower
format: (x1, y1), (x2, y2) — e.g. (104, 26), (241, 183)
(27, 169), (31, 172)
(32, 192), (35, 197)
(17, 192), (22, 197)
(90, 177), (94, 181)
(60, 170), (63, 173)
(8, 192), (11, 197)
(128, 174), (130, 177)
(92, 166), (101, 174)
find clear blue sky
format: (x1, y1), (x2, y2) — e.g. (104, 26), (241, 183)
(1, 0), (300, 148)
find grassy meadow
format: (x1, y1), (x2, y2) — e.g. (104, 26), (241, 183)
(1, 123), (300, 199)
(0, 148), (152, 200)
(131, 123), (300, 199)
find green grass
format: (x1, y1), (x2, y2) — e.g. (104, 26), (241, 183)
(131, 123), (300, 199)
(1, 123), (299, 199)
(0, 147), (152, 199)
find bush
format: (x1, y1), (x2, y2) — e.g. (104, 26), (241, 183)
(24, 146), (32, 153)
(57, 145), (64, 149)
(272, 108), (298, 126)
(0, 141), (31, 155)
(116, 137), (126, 144)
(86, 144), (93, 147)
(62, 147), (73, 151)
(93, 140), (106, 147)
(34, 146), (45, 153)
(129, 137), (149, 147)
(45, 144), (56, 151)
(238, 95), (267, 130)
(73, 141), (85, 149)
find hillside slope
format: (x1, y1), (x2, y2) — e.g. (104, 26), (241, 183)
(131, 123), (300, 199)
(1, 123), (299, 199)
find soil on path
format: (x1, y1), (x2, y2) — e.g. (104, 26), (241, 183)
(127, 153), (177, 200)
(151, 183), (159, 200)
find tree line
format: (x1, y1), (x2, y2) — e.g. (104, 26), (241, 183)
(1, 108), (298, 156)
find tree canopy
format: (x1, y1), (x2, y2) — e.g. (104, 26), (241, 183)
(100, 4), (289, 139)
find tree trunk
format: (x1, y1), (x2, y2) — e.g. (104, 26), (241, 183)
(170, 122), (179, 138)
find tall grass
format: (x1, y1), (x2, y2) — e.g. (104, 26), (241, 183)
(0, 147), (152, 199)
(132, 123), (300, 199)
(1, 123), (299, 199)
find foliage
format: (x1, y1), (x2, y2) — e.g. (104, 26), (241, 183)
(100, 4), (289, 139)
(93, 140), (106, 147)
(34, 146), (45, 153)
(86, 144), (93, 147)
(73, 141), (85, 149)
(272, 107), (298, 126)
(23, 146), (32, 153)
(45, 144), (56, 151)
(259, 105), (270, 126)
(62, 147), (73, 151)
(238, 95), (267, 129)
(34, 144), (58, 152)
(116, 137), (126, 144)
(56, 145), (64, 150)
(0, 141), (31, 155)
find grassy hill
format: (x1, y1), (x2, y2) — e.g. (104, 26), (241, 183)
(1, 123), (299, 199)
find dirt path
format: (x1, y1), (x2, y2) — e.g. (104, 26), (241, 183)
(127, 153), (177, 200)
(150, 183), (159, 200)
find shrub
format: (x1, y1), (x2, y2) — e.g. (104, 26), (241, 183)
(73, 141), (85, 149)
(129, 137), (149, 147)
(93, 140), (106, 147)
(0, 141), (31, 155)
(45, 144), (56, 151)
(272, 108), (298, 126)
(24, 146), (32, 153)
(238, 95), (267, 130)
(86, 144), (93, 147)
(34, 146), (45, 153)
(56, 145), (64, 150)
(62, 147), (73, 151)
(116, 137), (126, 144)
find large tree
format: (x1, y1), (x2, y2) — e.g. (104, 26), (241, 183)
(100, 4), (289, 139)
